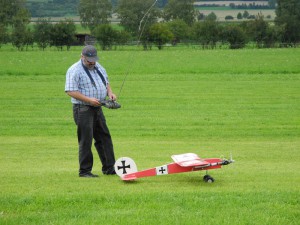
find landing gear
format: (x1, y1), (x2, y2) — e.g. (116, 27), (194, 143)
(203, 174), (214, 183)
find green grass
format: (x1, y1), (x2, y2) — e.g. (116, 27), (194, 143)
(0, 47), (299, 224)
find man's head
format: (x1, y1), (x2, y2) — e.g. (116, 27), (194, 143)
(81, 45), (99, 69)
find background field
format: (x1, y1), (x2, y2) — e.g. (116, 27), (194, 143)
(0, 46), (299, 224)
(199, 9), (275, 20)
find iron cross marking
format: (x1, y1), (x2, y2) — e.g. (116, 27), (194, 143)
(117, 160), (131, 174)
(159, 167), (166, 174)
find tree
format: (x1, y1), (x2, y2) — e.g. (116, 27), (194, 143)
(139, 28), (152, 50)
(12, 25), (33, 51)
(0, 23), (9, 48)
(114, 30), (131, 47)
(275, 0), (300, 45)
(50, 19), (76, 50)
(23, 27), (34, 50)
(11, 7), (31, 50)
(0, 0), (28, 26)
(197, 13), (205, 21)
(92, 24), (116, 50)
(79, 0), (112, 31)
(225, 15), (234, 20)
(27, 0), (79, 17)
(192, 20), (220, 49)
(206, 12), (217, 21)
(167, 19), (190, 44)
(263, 25), (280, 48)
(243, 11), (249, 19)
(34, 18), (52, 50)
(149, 23), (173, 50)
(0, 0), (31, 49)
(222, 25), (246, 49)
(246, 14), (269, 48)
(163, 0), (196, 26)
(117, 0), (159, 37)
(237, 13), (243, 20)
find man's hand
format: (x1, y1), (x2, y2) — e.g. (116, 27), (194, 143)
(108, 93), (117, 101)
(107, 84), (117, 101)
(89, 98), (101, 107)
(67, 91), (101, 106)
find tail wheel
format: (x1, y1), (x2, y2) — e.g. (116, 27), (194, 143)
(203, 175), (215, 183)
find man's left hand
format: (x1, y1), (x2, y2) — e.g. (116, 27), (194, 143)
(108, 93), (117, 101)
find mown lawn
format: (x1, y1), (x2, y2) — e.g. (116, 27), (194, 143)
(0, 46), (299, 224)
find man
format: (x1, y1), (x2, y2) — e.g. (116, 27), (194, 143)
(65, 45), (117, 178)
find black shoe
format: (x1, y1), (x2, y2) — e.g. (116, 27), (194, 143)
(102, 168), (116, 175)
(79, 173), (99, 178)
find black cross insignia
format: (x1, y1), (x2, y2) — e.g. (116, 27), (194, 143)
(159, 167), (166, 174)
(117, 160), (131, 174)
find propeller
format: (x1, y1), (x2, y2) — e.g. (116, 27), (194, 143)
(221, 152), (235, 165)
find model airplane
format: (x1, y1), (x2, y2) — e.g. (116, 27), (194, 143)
(114, 153), (234, 183)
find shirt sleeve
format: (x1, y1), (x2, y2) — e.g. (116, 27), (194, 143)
(65, 65), (79, 92)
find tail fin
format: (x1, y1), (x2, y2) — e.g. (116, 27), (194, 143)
(114, 157), (138, 177)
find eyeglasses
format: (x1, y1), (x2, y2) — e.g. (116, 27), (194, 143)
(84, 57), (95, 64)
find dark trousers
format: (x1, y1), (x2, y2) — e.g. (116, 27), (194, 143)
(73, 104), (115, 175)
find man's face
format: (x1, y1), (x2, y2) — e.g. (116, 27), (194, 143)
(82, 56), (96, 70)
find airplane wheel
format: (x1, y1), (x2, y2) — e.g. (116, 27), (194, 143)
(203, 175), (214, 183)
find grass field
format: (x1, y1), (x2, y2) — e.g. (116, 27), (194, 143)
(198, 9), (276, 20)
(0, 46), (299, 224)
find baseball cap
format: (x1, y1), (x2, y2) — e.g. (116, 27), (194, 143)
(82, 45), (99, 62)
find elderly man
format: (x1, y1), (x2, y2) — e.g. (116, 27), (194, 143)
(65, 45), (117, 177)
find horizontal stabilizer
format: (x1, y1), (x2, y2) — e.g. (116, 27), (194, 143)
(121, 174), (137, 181)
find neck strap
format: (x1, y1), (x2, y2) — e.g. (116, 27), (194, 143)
(81, 61), (107, 89)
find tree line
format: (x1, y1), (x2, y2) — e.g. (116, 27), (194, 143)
(27, 0), (79, 18)
(0, 0), (299, 51)
(26, 0), (168, 17)
(198, 3), (274, 10)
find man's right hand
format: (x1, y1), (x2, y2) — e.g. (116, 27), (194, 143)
(66, 91), (100, 107)
(89, 98), (101, 107)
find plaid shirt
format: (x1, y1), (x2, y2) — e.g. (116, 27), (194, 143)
(65, 60), (109, 105)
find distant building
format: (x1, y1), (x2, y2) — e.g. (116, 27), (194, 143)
(74, 34), (97, 46)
